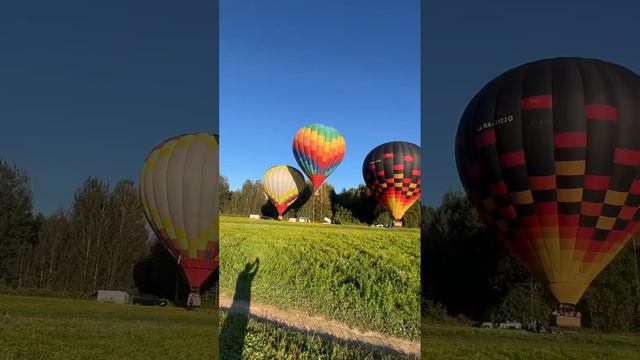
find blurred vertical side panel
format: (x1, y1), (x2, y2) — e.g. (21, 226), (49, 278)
(214, 0), (220, 357)
(420, 0), (427, 357)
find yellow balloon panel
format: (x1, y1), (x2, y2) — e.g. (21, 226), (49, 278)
(139, 133), (219, 261)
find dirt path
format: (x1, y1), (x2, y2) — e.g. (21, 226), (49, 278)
(219, 294), (420, 358)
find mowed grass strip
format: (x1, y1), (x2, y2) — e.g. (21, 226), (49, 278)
(220, 216), (421, 340)
(422, 323), (640, 360)
(0, 295), (217, 360)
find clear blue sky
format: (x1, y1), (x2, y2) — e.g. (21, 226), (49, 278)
(6, 1), (635, 213)
(220, 0), (420, 191)
(0, 1), (217, 215)
(422, 0), (640, 206)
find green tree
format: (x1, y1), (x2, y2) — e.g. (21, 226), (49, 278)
(293, 183), (333, 222)
(422, 190), (500, 319)
(486, 281), (553, 324)
(102, 179), (150, 290)
(18, 210), (72, 290)
(332, 184), (379, 224)
(69, 178), (111, 292)
(373, 211), (393, 226)
(0, 160), (37, 286)
(332, 204), (359, 224)
(402, 201), (421, 228)
(581, 242), (639, 332)
(219, 175), (232, 213)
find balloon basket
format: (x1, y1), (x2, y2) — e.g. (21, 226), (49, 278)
(187, 289), (202, 310)
(393, 220), (403, 227)
(550, 314), (581, 329)
(550, 304), (582, 329)
(277, 215), (283, 221)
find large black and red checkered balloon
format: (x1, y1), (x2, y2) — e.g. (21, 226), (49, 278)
(363, 141), (421, 221)
(455, 57), (640, 305)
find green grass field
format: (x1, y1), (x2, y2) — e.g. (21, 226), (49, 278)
(422, 323), (640, 360)
(0, 294), (408, 360)
(0, 295), (218, 360)
(220, 215), (421, 340)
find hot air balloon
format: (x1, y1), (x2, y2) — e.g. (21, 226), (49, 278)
(363, 141), (421, 226)
(139, 133), (219, 308)
(292, 124), (346, 194)
(262, 165), (306, 220)
(455, 58), (640, 317)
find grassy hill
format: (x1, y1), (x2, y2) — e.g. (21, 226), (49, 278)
(219, 215), (421, 340)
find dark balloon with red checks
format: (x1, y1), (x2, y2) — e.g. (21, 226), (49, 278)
(362, 141), (421, 224)
(455, 57), (640, 305)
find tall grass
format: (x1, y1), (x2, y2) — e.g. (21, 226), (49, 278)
(220, 216), (421, 340)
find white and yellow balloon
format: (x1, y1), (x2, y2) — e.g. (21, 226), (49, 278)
(262, 165), (306, 220)
(139, 133), (219, 307)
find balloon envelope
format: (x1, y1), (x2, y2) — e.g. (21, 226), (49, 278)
(292, 124), (346, 189)
(455, 57), (640, 304)
(362, 141), (421, 221)
(262, 165), (306, 216)
(139, 133), (219, 290)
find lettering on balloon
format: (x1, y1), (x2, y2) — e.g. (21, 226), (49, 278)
(476, 115), (514, 132)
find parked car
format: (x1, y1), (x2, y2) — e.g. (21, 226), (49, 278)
(477, 320), (522, 330)
(96, 290), (130, 304)
(498, 321), (522, 330)
(527, 320), (561, 334)
(132, 294), (168, 307)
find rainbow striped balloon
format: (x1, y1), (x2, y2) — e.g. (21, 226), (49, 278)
(292, 124), (346, 190)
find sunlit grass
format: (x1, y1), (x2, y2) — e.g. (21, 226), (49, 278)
(220, 215), (421, 340)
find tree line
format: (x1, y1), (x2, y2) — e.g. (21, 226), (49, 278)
(0, 159), (153, 295)
(219, 175), (421, 228)
(0, 159), (215, 305)
(422, 190), (640, 332)
(0, 159), (418, 302)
